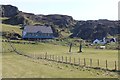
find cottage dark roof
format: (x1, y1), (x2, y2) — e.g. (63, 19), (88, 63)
(24, 26), (53, 33)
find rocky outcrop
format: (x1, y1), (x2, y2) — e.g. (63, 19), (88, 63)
(1, 5), (19, 17)
(42, 14), (75, 28)
(2, 11), (36, 25)
(70, 20), (119, 40)
(2, 12), (75, 27)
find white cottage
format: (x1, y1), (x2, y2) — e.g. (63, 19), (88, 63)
(93, 37), (106, 44)
(93, 37), (117, 44)
(93, 39), (101, 44)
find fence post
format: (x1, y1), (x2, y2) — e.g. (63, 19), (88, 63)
(53, 55), (54, 61)
(106, 60), (108, 69)
(42, 54), (44, 59)
(58, 56), (60, 62)
(43, 54), (45, 59)
(62, 56), (63, 63)
(69, 57), (71, 64)
(60, 56), (61, 62)
(55, 56), (58, 62)
(65, 56), (67, 63)
(51, 55), (53, 60)
(50, 55), (51, 60)
(84, 58), (86, 66)
(74, 58), (75, 65)
(79, 58), (80, 66)
(41, 54), (43, 59)
(115, 61), (117, 70)
(47, 54), (49, 60)
(34, 53), (36, 59)
(97, 59), (99, 67)
(37, 55), (40, 59)
(47, 55), (49, 60)
(45, 52), (47, 59)
(90, 58), (92, 67)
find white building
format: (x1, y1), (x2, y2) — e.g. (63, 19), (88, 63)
(93, 38), (106, 44)
(93, 37), (117, 45)
(93, 39), (101, 44)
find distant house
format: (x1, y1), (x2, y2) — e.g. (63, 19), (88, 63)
(93, 37), (117, 44)
(105, 38), (116, 43)
(93, 39), (101, 44)
(22, 26), (54, 39)
(93, 37), (106, 44)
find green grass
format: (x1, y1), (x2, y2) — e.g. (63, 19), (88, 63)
(0, 17), (9, 20)
(2, 52), (118, 78)
(1, 24), (22, 35)
(60, 30), (72, 38)
(13, 42), (118, 69)
(12, 42), (118, 60)
(2, 41), (118, 78)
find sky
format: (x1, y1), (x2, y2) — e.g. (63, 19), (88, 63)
(1, 0), (119, 20)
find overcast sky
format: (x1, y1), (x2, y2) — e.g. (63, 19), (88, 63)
(1, 0), (119, 20)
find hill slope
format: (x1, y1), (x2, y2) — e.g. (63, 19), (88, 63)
(70, 20), (119, 40)
(1, 5), (119, 40)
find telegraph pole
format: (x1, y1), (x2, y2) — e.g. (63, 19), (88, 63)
(69, 43), (72, 52)
(78, 40), (82, 53)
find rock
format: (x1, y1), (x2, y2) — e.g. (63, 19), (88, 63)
(1, 5), (19, 17)
(70, 20), (119, 40)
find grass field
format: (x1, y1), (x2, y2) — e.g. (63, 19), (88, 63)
(2, 41), (118, 78)
(3, 52), (118, 78)
(1, 24), (22, 35)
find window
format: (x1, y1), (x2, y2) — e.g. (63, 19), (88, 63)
(38, 33), (41, 36)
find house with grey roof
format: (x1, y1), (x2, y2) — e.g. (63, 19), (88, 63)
(22, 26), (54, 39)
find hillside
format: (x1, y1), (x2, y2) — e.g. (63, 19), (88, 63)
(1, 5), (119, 40)
(70, 20), (119, 40)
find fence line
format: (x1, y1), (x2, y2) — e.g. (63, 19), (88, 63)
(5, 39), (119, 72)
(32, 53), (118, 72)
